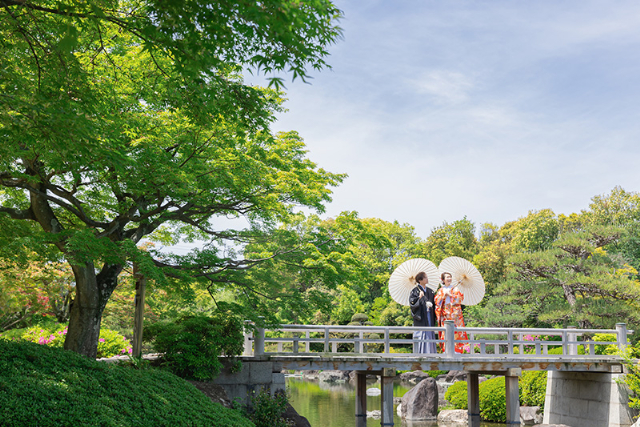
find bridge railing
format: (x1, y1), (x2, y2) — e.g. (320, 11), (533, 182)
(243, 321), (632, 359)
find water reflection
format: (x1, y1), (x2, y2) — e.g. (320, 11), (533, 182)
(286, 377), (503, 427)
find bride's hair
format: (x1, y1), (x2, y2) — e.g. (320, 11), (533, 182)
(440, 272), (451, 283)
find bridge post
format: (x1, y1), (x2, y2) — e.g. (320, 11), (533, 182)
(505, 368), (521, 426)
(254, 324), (265, 356)
(355, 371), (367, 427)
(567, 326), (577, 356)
(467, 372), (480, 427)
(243, 320), (253, 356)
(324, 327), (330, 352)
(616, 323), (628, 352)
(381, 368), (395, 427)
(445, 320), (456, 357)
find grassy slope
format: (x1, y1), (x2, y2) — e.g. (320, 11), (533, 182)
(0, 339), (254, 427)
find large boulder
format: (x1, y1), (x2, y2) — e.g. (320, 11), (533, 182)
(302, 370), (319, 380)
(520, 406), (543, 425)
(399, 370), (431, 384)
(445, 370), (467, 382)
(437, 409), (468, 424)
(283, 402), (311, 427)
(318, 370), (349, 382)
(400, 377), (438, 420)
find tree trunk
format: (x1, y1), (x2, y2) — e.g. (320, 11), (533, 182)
(64, 262), (122, 358)
(562, 284), (577, 306)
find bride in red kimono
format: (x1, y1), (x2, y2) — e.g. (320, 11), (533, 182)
(434, 272), (468, 353)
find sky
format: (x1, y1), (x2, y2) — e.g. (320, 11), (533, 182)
(246, 0), (640, 239)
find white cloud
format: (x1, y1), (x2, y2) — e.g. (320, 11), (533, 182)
(247, 0), (640, 238)
(413, 70), (474, 105)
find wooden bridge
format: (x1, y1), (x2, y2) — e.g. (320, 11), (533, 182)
(241, 320), (634, 427)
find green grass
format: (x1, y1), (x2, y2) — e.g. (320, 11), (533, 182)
(0, 339), (254, 427)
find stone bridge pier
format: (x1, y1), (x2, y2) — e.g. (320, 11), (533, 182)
(543, 370), (638, 427)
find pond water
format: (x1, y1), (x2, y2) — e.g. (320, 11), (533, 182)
(286, 376), (504, 427)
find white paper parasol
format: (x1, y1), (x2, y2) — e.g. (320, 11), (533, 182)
(438, 256), (485, 306)
(388, 258), (439, 306)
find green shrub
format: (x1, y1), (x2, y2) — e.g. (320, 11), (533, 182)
(389, 346), (412, 354)
(619, 349), (640, 412)
(428, 370), (448, 379)
(443, 372), (548, 422)
(19, 324), (67, 347)
(444, 380), (468, 409)
(0, 339), (253, 427)
(520, 371), (547, 408)
(247, 388), (289, 427)
(351, 313), (369, 323)
(592, 333), (618, 355)
(479, 376), (506, 422)
(97, 328), (133, 358)
(146, 313), (243, 380)
(546, 346), (563, 355)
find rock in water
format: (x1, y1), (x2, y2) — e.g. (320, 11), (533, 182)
(318, 370), (349, 382)
(367, 410), (381, 418)
(283, 403), (312, 427)
(399, 370), (431, 384)
(437, 409), (468, 424)
(366, 387), (381, 396)
(444, 370), (467, 383)
(520, 406), (543, 425)
(400, 377), (438, 420)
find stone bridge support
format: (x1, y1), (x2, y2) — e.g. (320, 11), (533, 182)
(212, 359), (285, 406)
(543, 370), (638, 427)
(466, 368), (521, 427)
(354, 368), (396, 427)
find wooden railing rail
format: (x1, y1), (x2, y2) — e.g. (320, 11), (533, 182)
(242, 321), (632, 359)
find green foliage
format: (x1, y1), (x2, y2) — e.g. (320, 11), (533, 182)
(481, 224), (640, 329)
(97, 328), (133, 358)
(10, 324), (131, 358)
(444, 381), (468, 409)
(619, 351), (640, 412)
(519, 371), (547, 408)
(546, 346), (564, 355)
(422, 217), (478, 265)
(0, 254), (74, 329)
(351, 313), (369, 323)
(0, 0), (344, 357)
(509, 209), (559, 252)
(247, 389), (289, 427)
(0, 339), (253, 427)
(592, 333), (618, 355)
(479, 376), (506, 422)
(145, 313), (243, 380)
(444, 373), (548, 420)
(389, 346), (412, 354)
(428, 370), (448, 379)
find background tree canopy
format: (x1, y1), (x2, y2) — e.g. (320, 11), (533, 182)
(2, 1), (640, 358)
(0, 0), (344, 357)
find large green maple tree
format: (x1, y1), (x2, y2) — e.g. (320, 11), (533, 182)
(0, 0), (343, 357)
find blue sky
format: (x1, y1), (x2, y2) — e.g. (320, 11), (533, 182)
(253, 1), (640, 238)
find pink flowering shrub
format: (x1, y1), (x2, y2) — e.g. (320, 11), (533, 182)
(21, 325), (66, 348)
(96, 328), (132, 358)
(522, 334), (541, 353)
(462, 343), (480, 354)
(17, 324), (131, 358)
